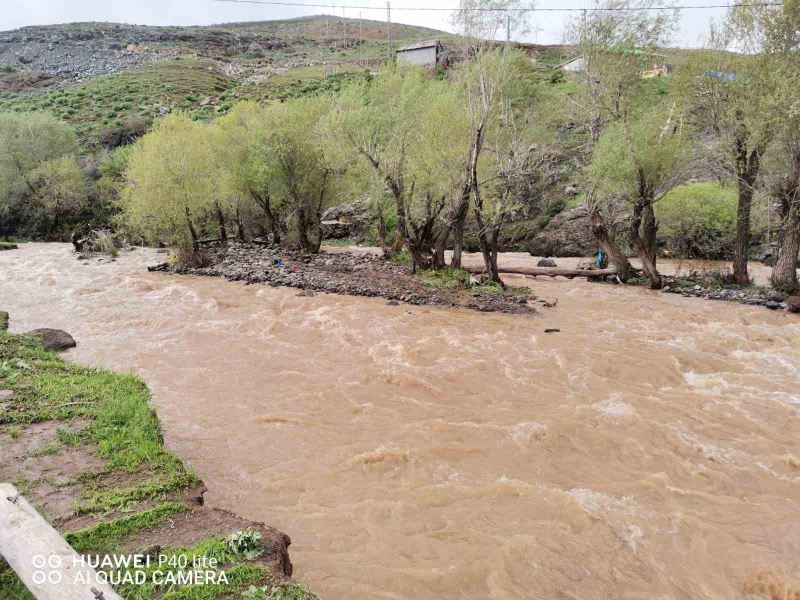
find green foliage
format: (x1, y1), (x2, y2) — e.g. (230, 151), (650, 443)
(119, 112), (223, 250)
(656, 182), (739, 258)
(0, 59), (234, 141)
(588, 103), (692, 205)
(0, 112), (80, 238)
(419, 267), (473, 290)
(227, 529), (264, 560)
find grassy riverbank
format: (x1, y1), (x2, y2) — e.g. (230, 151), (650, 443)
(0, 325), (315, 600)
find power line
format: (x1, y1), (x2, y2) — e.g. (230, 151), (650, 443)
(213, 0), (782, 12)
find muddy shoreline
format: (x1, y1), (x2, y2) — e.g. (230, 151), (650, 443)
(152, 243), (542, 315)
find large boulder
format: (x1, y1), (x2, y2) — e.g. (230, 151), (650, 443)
(786, 296), (800, 314)
(320, 204), (368, 240)
(24, 328), (76, 351)
(527, 205), (599, 258)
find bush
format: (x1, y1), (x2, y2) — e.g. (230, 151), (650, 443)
(656, 182), (738, 259)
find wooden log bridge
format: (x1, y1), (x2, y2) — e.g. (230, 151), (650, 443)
(0, 483), (123, 600)
(463, 265), (617, 279)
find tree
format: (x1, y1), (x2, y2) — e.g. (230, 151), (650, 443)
(262, 95), (338, 252)
(450, 0), (535, 52)
(25, 157), (88, 238)
(679, 3), (795, 285)
(450, 49), (555, 284)
(332, 68), (465, 268)
(726, 0), (800, 291)
(588, 103), (692, 288)
(119, 113), (222, 252)
(0, 112), (79, 237)
(568, 0), (678, 281)
(215, 102), (286, 244)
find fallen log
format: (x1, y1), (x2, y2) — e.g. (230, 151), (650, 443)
(0, 483), (124, 600)
(464, 265), (617, 279)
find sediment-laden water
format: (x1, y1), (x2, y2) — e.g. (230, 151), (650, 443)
(2, 243), (799, 599)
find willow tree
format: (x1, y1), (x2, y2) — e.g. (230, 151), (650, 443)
(588, 104), (692, 288)
(678, 0), (798, 285)
(727, 0), (800, 292)
(568, 0), (678, 281)
(262, 95), (338, 253)
(119, 113), (222, 252)
(214, 101), (285, 244)
(0, 112), (79, 237)
(332, 68), (465, 268)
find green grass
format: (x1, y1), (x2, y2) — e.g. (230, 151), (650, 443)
(237, 67), (369, 104)
(0, 241), (18, 250)
(0, 59), (234, 141)
(0, 332), (199, 504)
(65, 502), (190, 552)
(418, 267), (473, 290)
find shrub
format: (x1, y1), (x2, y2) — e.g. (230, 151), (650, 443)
(656, 182), (738, 259)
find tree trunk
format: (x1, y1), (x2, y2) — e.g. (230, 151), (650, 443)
(732, 138), (760, 286)
(297, 205), (310, 251)
(252, 191), (281, 245)
(587, 205), (632, 281)
(770, 207), (800, 293)
(630, 202), (661, 289)
(451, 218), (466, 268)
(733, 180), (754, 285)
(214, 202), (228, 244)
(185, 207), (199, 252)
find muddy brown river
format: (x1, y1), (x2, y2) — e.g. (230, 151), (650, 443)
(2, 243), (799, 599)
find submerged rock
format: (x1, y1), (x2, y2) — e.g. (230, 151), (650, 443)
(24, 328), (76, 351)
(786, 296), (800, 314)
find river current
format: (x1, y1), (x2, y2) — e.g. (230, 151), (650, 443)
(2, 243), (799, 599)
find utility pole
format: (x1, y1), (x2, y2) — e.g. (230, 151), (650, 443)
(359, 12), (364, 66)
(505, 14), (511, 52)
(343, 7), (347, 49)
(386, 1), (392, 65)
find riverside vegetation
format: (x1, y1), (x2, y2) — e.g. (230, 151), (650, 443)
(1, 1), (799, 296)
(0, 317), (316, 600)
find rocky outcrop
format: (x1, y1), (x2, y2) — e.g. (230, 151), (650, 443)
(527, 205), (599, 258)
(320, 204), (369, 240)
(24, 328), (76, 351)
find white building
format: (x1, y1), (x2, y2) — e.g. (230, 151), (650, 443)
(396, 40), (447, 68)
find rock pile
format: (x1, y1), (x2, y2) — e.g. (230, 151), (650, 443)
(153, 243), (537, 315)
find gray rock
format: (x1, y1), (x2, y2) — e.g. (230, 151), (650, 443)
(765, 301), (781, 310)
(767, 290), (785, 302)
(24, 328), (76, 351)
(527, 206), (608, 258)
(537, 258), (557, 267)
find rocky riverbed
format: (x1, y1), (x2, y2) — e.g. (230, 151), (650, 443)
(151, 243), (540, 315)
(660, 276), (800, 312)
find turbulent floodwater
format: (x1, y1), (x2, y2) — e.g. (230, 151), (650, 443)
(2, 243), (800, 599)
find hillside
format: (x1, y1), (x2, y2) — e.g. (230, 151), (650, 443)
(0, 17), (466, 143)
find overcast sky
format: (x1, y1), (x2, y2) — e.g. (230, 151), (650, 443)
(3, 0), (723, 47)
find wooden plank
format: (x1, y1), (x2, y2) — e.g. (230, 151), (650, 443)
(463, 265), (617, 279)
(0, 483), (123, 600)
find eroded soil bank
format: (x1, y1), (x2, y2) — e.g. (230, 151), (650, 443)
(1, 243), (800, 599)
(0, 326), (310, 600)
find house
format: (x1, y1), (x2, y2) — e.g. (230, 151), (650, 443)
(396, 40), (447, 68)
